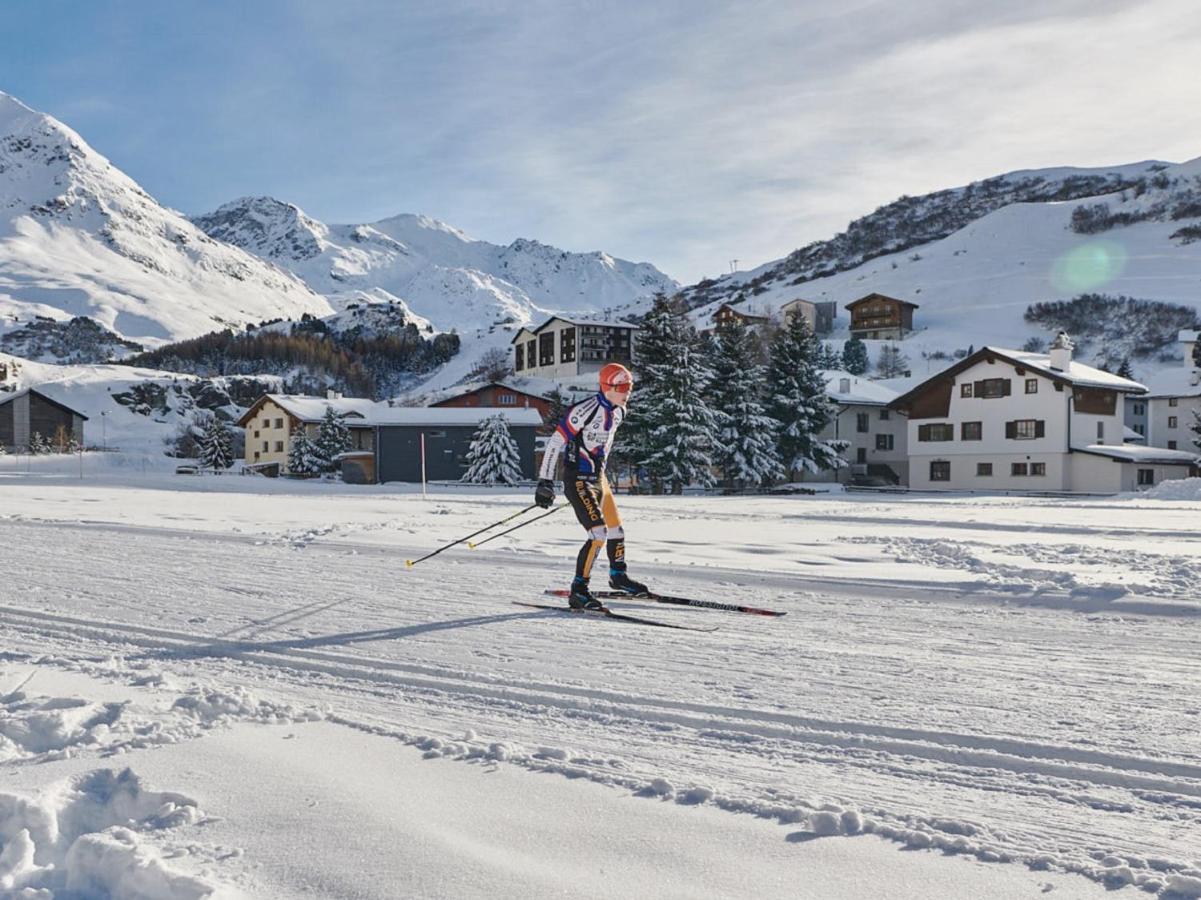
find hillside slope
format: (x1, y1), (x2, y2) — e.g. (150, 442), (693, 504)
(0, 92), (332, 352)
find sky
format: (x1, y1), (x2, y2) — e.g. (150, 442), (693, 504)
(2, 0), (1200, 284)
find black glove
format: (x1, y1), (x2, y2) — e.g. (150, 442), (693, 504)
(535, 479), (555, 509)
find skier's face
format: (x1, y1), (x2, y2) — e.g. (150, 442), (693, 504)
(603, 384), (631, 408)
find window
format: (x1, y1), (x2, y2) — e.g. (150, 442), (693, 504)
(1132, 403), (1145, 415)
(875, 434), (894, 451)
(262, 441), (269, 452)
(856, 448), (867, 463)
(1011, 462), (1028, 476)
(856, 413), (869, 433)
(539, 333), (555, 367)
(254, 451), (260, 461)
(1031, 462), (1046, 476)
(976, 462), (992, 476)
(976, 378), (1011, 399)
(514, 344), (524, 371)
(961, 421), (982, 441)
(930, 461), (950, 481)
(499, 394), (516, 405)
(560, 328), (576, 363)
(879, 409), (890, 420)
(1169, 440), (1178, 450)
(1097, 421), (1104, 441)
(1169, 398), (1179, 407)
(526, 340), (536, 368)
(1138, 468), (1154, 486)
(275, 418), (283, 429)
(1025, 378), (1038, 394)
(1168, 416), (1178, 429)
(918, 423), (954, 442)
(960, 383), (973, 398)
(253, 430), (260, 438)
(1006, 419), (1044, 440)
(1134, 424), (1145, 436)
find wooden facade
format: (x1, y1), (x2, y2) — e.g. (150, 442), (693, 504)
(845, 293), (919, 340)
(431, 383), (552, 419)
(712, 303), (769, 330)
(0, 389), (87, 451)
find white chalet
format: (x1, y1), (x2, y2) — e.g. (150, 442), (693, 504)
(890, 334), (1198, 493)
(817, 370), (908, 486)
(1131, 330), (1201, 452)
(512, 316), (637, 380)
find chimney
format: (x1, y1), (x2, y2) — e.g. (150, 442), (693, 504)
(326, 389), (336, 400)
(1048, 332), (1073, 372)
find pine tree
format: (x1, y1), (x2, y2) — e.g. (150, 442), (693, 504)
(287, 425), (323, 476)
(1191, 410), (1201, 452)
(1192, 340), (1201, 370)
(710, 320), (783, 490)
(816, 342), (842, 370)
(460, 413), (524, 485)
(766, 313), (848, 477)
(841, 337), (869, 375)
(626, 294), (718, 493)
(198, 415), (234, 471)
(1116, 358), (1134, 380)
(545, 387), (569, 426)
(876, 343), (910, 378)
(28, 432), (50, 455)
(315, 406), (351, 473)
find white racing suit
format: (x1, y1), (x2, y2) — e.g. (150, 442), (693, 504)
(539, 393), (627, 581)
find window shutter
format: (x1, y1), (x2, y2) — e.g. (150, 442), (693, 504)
(1035, 420), (1045, 438)
(1005, 421), (1016, 439)
(1002, 380), (1012, 396)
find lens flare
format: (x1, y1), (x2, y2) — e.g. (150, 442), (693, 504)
(1050, 241), (1126, 293)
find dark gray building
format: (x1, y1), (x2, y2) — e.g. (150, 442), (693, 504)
(368, 407), (543, 483)
(0, 388), (87, 451)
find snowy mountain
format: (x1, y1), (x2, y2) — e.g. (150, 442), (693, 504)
(684, 158), (1201, 379)
(192, 197), (678, 390)
(0, 91), (332, 352)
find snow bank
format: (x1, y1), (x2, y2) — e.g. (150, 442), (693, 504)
(1135, 477), (1201, 501)
(0, 768), (225, 898)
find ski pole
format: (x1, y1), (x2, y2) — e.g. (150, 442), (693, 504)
(405, 503), (539, 568)
(468, 503), (567, 549)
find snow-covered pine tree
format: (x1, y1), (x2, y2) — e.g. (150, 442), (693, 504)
(634, 298), (718, 494)
(1116, 358), (1134, 380)
(460, 413), (524, 485)
(287, 425), (323, 476)
(621, 293), (677, 475)
(315, 406), (351, 473)
(28, 432), (50, 455)
(841, 337), (869, 375)
(710, 320), (783, 490)
(816, 342), (842, 370)
(767, 313), (847, 478)
(1190, 410), (1201, 452)
(198, 415), (234, 472)
(876, 343), (910, 378)
(1192, 340), (1201, 370)
(545, 387), (569, 426)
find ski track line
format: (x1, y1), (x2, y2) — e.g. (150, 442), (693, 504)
(4, 602), (1201, 799)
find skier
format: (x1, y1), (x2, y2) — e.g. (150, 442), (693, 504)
(535, 362), (647, 609)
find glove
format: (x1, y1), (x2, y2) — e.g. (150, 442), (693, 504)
(535, 479), (555, 509)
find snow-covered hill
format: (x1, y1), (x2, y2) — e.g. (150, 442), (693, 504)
(0, 92), (332, 351)
(685, 159), (1201, 379)
(192, 196), (678, 390)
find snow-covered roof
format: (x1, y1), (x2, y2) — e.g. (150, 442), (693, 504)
(265, 394), (378, 423)
(1074, 443), (1199, 465)
(1123, 425), (1145, 443)
(367, 407), (544, 427)
(986, 347), (1146, 392)
(821, 370), (900, 406)
(421, 378), (555, 405)
(527, 315), (638, 333)
(1139, 367), (1201, 399)
(0, 386), (89, 418)
(1179, 329), (1199, 343)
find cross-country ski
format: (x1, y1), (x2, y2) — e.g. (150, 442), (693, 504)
(513, 601), (720, 632)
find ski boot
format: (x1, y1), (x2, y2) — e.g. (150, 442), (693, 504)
(568, 577), (604, 610)
(608, 567), (649, 596)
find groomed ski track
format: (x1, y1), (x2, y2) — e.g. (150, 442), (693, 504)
(2, 509), (1199, 895)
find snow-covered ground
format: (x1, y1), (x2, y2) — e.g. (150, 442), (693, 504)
(3, 465), (1200, 897)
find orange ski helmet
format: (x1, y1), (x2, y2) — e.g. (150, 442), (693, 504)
(599, 362), (634, 397)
